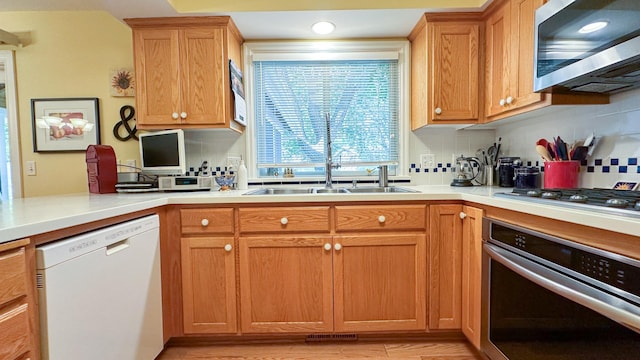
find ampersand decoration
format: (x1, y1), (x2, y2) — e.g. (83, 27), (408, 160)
(113, 105), (138, 141)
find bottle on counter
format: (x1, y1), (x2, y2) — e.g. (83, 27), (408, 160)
(237, 160), (248, 190)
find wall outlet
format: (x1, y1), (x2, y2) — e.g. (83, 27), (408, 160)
(25, 160), (37, 176)
(226, 155), (241, 170)
(420, 154), (435, 169)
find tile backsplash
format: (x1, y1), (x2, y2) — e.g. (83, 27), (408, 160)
(184, 88), (640, 189)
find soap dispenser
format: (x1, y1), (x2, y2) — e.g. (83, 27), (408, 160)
(237, 159), (248, 190)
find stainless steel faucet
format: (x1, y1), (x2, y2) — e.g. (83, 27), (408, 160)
(325, 113), (339, 189)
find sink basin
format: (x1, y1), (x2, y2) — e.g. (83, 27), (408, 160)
(347, 186), (418, 193)
(244, 188), (314, 195)
(244, 186), (418, 195)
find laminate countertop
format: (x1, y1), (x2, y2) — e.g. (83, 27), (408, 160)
(1, 185), (639, 244)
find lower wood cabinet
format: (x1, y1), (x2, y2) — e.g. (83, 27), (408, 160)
(177, 203), (428, 336)
(428, 204), (483, 349)
(239, 235), (334, 333)
(0, 238), (37, 360)
(460, 205), (483, 349)
(334, 233), (426, 332)
(181, 236), (237, 334)
(180, 208), (237, 334)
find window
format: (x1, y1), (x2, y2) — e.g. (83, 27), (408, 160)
(245, 41), (409, 179)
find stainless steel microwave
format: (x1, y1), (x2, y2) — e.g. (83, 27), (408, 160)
(534, 0), (640, 94)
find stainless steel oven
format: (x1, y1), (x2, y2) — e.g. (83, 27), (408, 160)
(481, 218), (640, 360)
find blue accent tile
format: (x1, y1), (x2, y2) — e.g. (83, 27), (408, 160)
(637, 166), (640, 173)
(611, 158), (619, 165)
(595, 159), (603, 166)
(424, 168), (429, 173)
(526, 161), (532, 166)
(411, 163), (416, 168)
(437, 163), (443, 168)
(619, 166), (628, 173)
(434, 168), (438, 173)
(415, 168), (420, 173)
(216, 167), (221, 171)
(446, 163), (452, 168)
(189, 167), (195, 171)
(443, 168), (447, 172)
(602, 166), (610, 173)
(629, 158), (638, 166)
(587, 166), (595, 173)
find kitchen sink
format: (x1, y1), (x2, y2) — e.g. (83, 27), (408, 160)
(244, 186), (418, 195)
(346, 186), (418, 193)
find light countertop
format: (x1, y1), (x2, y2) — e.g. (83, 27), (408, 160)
(1, 185), (639, 244)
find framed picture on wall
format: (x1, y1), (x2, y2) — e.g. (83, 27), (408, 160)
(31, 97), (100, 152)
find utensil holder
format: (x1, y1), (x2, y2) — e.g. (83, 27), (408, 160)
(544, 161), (580, 189)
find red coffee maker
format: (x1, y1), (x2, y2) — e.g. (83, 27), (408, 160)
(86, 145), (117, 193)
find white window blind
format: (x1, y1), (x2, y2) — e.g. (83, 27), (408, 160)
(253, 59), (399, 177)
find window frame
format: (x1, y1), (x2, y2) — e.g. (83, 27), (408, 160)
(242, 40), (410, 181)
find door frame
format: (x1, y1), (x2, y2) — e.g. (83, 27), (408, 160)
(0, 50), (22, 199)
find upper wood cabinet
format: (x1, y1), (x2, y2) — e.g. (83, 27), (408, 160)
(409, 13), (484, 129)
(483, 0), (608, 121)
(125, 17), (245, 131)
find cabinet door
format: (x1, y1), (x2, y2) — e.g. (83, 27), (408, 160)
(428, 204), (463, 329)
(461, 206), (483, 350)
(485, 1), (511, 117)
(181, 236), (237, 334)
(333, 233), (426, 332)
(133, 29), (181, 126)
(430, 22), (480, 123)
(509, 0), (545, 110)
(179, 27), (226, 125)
(239, 236), (334, 333)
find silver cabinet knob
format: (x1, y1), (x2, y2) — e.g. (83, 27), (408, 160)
(224, 244), (232, 252)
(499, 99), (506, 106)
(180, 112), (187, 119)
(378, 215), (386, 223)
(201, 219), (209, 227)
(459, 212), (467, 220)
(172, 112), (179, 119)
(324, 243), (332, 251)
(434, 107), (442, 115)
(334, 243), (342, 251)
(280, 217), (288, 225)
(506, 96), (513, 105)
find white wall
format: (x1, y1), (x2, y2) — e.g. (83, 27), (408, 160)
(183, 88), (640, 189)
(497, 88), (640, 188)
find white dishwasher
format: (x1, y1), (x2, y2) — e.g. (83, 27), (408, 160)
(36, 215), (163, 360)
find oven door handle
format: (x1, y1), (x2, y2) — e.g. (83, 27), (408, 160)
(485, 243), (640, 333)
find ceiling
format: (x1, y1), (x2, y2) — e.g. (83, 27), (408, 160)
(0, 0), (491, 39)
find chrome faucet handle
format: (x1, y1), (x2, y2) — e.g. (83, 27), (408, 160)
(378, 165), (389, 188)
(352, 179), (358, 188)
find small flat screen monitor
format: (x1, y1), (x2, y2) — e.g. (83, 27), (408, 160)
(139, 129), (186, 176)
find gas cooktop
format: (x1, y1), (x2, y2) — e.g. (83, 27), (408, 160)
(494, 188), (640, 219)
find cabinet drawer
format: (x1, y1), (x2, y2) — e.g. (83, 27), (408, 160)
(181, 208), (234, 235)
(0, 247), (27, 307)
(335, 205), (427, 231)
(0, 303), (30, 360)
(239, 207), (330, 233)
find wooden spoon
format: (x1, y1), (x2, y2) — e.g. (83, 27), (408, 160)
(536, 144), (553, 162)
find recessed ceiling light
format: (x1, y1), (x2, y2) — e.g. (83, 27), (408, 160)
(579, 21), (608, 34)
(312, 21), (335, 35)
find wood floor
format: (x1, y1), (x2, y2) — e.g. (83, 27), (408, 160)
(156, 340), (483, 360)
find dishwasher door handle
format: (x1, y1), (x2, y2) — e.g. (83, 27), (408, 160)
(106, 239), (130, 256)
